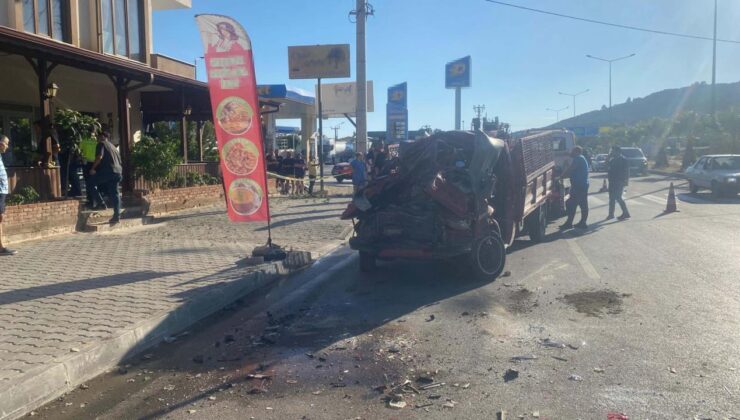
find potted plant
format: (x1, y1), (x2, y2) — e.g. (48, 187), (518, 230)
(54, 109), (101, 195)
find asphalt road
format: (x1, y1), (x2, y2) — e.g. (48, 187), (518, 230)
(28, 174), (740, 420)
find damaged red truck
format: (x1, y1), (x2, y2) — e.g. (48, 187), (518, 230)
(341, 130), (564, 281)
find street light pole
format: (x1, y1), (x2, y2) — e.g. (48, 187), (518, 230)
(586, 53), (636, 108)
(546, 106), (569, 122)
(712, 0), (717, 116)
(558, 89), (589, 118)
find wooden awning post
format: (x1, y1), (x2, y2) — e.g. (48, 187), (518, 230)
(113, 76), (134, 193)
(180, 89), (188, 163)
(196, 120), (204, 162)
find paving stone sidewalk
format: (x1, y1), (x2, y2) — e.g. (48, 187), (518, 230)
(0, 197), (352, 419)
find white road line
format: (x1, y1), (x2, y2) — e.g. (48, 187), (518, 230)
(641, 194), (667, 205)
(625, 197), (645, 206)
(566, 239), (601, 281)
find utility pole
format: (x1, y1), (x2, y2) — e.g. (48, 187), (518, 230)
(330, 122), (344, 142)
(558, 89), (589, 118)
(546, 106), (569, 122)
(711, 0), (718, 116)
(352, 1), (374, 155)
(473, 105), (486, 130)
(586, 53), (635, 108)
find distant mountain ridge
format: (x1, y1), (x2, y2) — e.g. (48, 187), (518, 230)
(547, 81), (740, 129)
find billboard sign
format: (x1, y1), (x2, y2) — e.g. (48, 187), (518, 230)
(316, 81), (374, 117)
(387, 103), (408, 142)
(388, 82), (407, 108)
(288, 44), (351, 79)
(196, 14), (269, 222)
(445, 56), (471, 89)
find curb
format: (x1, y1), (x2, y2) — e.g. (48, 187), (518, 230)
(0, 260), (302, 420)
(648, 169), (687, 179)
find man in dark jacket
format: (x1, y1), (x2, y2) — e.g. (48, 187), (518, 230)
(89, 130), (123, 224)
(606, 146), (631, 220)
(560, 146), (590, 230)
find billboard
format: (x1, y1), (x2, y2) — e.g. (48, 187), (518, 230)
(288, 44), (351, 79)
(316, 81), (374, 117)
(388, 82), (407, 108)
(196, 14), (269, 222)
(387, 104), (408, 142)
(445, 56), (472, 89)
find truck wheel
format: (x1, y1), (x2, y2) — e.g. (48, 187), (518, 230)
(359, 251), (376, 272)
(469, 233), (506, 281)
(525, 206), (547, 243)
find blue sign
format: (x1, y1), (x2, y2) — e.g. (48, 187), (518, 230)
(566, 126), (599, 137)
(387, 103), (408, 142)
(388, 82), (407, 108)
(445, 56), (471, 89)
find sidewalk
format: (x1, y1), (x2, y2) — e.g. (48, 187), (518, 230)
(0, 197), (352, 420)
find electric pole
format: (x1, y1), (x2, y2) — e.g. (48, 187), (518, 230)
(712, 0), (717, 116)
(351, 1), (374, 155)
(473, 105), (486, 130)
(330, 122), (344, 142)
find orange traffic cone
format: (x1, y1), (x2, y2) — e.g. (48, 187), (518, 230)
(665, 182), (678, 213)
(599, 179), (608, 193)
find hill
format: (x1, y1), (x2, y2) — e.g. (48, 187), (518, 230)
(547, 81), (740, 130)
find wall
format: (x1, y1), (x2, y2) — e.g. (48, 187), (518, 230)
(3, 200), (82, 244)
(77, 0), (95, 51)
(140, 185), (224, 216)
(0, 2), (9, 27)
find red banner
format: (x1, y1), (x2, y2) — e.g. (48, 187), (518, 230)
(196, 14), (269, 222)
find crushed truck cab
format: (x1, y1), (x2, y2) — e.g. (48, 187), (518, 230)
(342, 130), (561, 281)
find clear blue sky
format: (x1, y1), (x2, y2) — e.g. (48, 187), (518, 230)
(153, 0), (740, 136)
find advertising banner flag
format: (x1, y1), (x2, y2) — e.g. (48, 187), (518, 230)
(196, 14), (269, 222)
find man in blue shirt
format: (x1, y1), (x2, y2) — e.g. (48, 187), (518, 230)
(350, 152), (367, 194)
(560, 146), (590, 230)
(0, 135), (17, 255)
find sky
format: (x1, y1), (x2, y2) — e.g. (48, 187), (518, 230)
(153, 0), (740, 137)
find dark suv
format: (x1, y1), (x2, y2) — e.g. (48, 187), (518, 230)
(620, 147), (648, 176)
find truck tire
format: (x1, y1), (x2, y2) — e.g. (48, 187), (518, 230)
(469, 233), (506, 281)
(359, 251), (376, 272)
(525, 205), (547, 243)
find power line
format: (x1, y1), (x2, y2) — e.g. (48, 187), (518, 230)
(482, 0), (740, 45)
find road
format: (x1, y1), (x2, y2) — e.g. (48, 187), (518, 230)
(27, 174), (740, 419)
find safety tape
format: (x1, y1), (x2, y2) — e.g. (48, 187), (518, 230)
(266, 172), (339, 182)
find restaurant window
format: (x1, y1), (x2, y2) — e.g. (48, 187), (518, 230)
(22, 0), (69, 42)
(100, 0), (144, 62)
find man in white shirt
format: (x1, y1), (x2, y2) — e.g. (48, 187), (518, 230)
(0, 135), (17, 255)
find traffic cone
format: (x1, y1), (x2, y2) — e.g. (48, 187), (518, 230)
(664, 182), (678, 213)
(599, 179), (608, 193)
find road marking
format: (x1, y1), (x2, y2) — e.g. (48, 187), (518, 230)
(641, 194), (667, 205)
(566, 239), (601, 280)
(589, 196), (606, 206)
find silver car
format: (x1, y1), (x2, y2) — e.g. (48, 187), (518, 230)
(685, 155), (740, 198)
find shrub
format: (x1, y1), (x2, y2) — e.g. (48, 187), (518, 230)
(185, 172), (204, 187)
(7, 186), (41, 206)
(132, 135), (181, 184)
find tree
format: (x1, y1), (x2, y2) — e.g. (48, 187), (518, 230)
(717, 108), (740, 154)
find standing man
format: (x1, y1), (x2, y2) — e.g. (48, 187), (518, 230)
(559, 146), (590, 230)
(350, 152), (367, 194)
(307, 156), (318, 195)
(606, 146), (631, 220)
(80, 133), (105, 209)
(89, 130), (122, 224)
(0, 136), (17, 255)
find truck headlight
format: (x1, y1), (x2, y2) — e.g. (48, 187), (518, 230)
(727, 177), (737, 183)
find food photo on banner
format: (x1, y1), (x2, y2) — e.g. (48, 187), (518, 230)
(196, 14), (269, 223)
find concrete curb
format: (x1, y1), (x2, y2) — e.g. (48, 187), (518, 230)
(648, 169), (687, 179)
(0, 260), (299, 420)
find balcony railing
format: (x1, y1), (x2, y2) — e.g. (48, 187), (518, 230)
(7, 166), (62, 200)
(133, 162), (220, 191)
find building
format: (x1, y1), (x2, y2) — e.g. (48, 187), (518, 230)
(0, 0), (214, 197)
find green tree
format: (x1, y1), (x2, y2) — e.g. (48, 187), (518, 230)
(131, 134), (181, 185)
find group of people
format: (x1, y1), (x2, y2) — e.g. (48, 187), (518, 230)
(349, 142), (389, 194)
(559, 145), (632, 231)
(266, 150), (319, 195)
(0, 127), (123, 257)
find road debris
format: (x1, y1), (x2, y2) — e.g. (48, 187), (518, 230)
(540, 338), (567, 349)
(442, 400), (457, 409)
(163, 384), (175, 391)
(501, 271), (512, 277)
(188, 409), (197, 414)
(286, 379), (298, 384)
(504, 369), (519, 382)
(497, 411), (506, 420)
(224, 334), (236, 343)
(511, 354), (538, 362)
(426, 314), (436, 322)
(142, 353), (153, 360)
(594, 367), (605, 373)
(419, 382), (445, 390)
(208, 396), (216, 401)
(568, 374), (584, 382)
(388, 400), (407, 409)
(669, 367), (677, 374)
(70, 347), (80, 353)
(246, 374), (270, 380)
(462, 383), (471, 389)
(192, 355), (204, 364)
(552, 356), (569, 362)
(607, 413), (629, 420)
(532, 411), (540, 418)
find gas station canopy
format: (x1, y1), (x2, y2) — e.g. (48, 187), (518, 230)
(257, 84), (315, 119)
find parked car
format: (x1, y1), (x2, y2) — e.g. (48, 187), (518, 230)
(592, 154), (609, 172)
(685, 155), (740, 198)
(620, 147), (648, 176)
(331, 162), (353, 183)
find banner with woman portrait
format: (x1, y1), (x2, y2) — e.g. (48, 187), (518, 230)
(196, 14), (269, 222)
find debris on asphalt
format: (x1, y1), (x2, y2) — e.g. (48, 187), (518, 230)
(306, 352), (315, 359)
(419, 382), (445, 390)
(540, 338), (567, 349)
(246, 374), (270, 380)
(669, 367), (677, 374)
(192, 355), (204, 364)
(426, 314), (436, 322)
(415, 403), (434, 409)
(163, 336), (177, 344)
(567, 342), (582, 350)
(142, 353), (153, 360)
(552, 356), (569, 362)
(163, 384), (175, 391)
(388, 346), (401, 353)
(442, 400), (457, 409)
(428, 395), (442, 400)
(208, 396), (216, 401)
(501, 271), (512, 277)
(594, 367), (605, 373)
(312, 390), (322, 395)
(79, 384), (89, 390)
(462, 383), (471, 389)
(532, 411), (540, 418)
(373, 385), (388, 393)
(188, 409), (197, 414)
(568, 374), (584, 382)
(511, 354), (538, 362)
(497, 410), (506, 420)
(224, 334), (236, 343)
(70, 347), (80, 353)
(503, 369), (519, 382)
(416, 375), (435, 385)
(461, 311), (470, 316)
(607, 413), (629, 420)
(388, 400), (407, 409)
(286, 379), (298, 384)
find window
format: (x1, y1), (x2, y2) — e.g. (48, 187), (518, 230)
(22, 0), (69, 42)
(100, 0), (144, 62)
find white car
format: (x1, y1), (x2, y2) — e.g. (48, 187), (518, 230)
(685, 155), (740, 198)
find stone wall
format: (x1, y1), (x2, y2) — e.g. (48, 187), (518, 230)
(3, 200), (82, 244)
